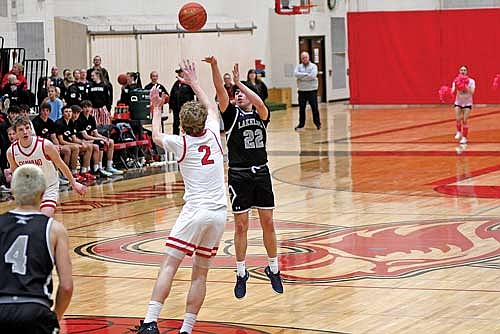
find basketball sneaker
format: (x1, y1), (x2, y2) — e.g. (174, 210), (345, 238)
(99, 169), (113, 177)
(81, 172), (96, 181)
(73, 173), (86, 183)
(460, 136), (467, 144)
(107, 166), (124, 175)
(264, 266), (284, 294)
(134, 320), (159, 334)
(454, 131), (462, 140)
(234, 270), (249, 299)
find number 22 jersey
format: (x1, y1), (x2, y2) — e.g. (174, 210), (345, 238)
(222, 103), (270, 168)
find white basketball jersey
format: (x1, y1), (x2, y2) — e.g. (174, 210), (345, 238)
(162, 118), (227, 210)
(11, 136), (59, 187)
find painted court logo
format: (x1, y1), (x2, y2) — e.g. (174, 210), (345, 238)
(76, 219), (500, 284)
(268, 219), (500, 283)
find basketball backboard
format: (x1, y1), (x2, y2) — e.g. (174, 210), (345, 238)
(274, 0), (312, 15)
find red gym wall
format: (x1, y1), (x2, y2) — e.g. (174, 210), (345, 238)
(347, 8), (500, 104)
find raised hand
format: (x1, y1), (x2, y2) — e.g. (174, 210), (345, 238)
(202, 56), (217, 65)
(232, 63), (240, 83)
(178, 59), (198, 86)
(149, 85), (163, 109)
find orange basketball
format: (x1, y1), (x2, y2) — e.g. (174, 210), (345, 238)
(117, 73), (128, 85)
(178, 2), (207, 32)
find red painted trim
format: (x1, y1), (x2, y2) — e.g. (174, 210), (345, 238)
(167, 236), (196, 249)
(40, 203), (57, 209)
(333, 109), (500, 143)
(428, 164), (500, 186)
(177, 136), (187, 163)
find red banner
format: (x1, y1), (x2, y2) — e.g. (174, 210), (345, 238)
(348, 8), (500, 104)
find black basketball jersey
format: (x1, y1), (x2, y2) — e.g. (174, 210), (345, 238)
(0, 211), (54, 306)
(222, 103), (270, 168)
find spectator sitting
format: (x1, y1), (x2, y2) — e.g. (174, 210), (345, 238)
(32, 102), (73, 185)
(55, 105), (95, 182)
(1, 63), (28, 90)
(73, 102), (123, 176)
(2, 74), (30, 106)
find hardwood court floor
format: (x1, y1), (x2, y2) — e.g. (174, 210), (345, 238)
(1, 104), (500, 333)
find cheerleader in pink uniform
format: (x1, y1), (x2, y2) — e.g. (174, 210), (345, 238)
(451, 65), (475, 144)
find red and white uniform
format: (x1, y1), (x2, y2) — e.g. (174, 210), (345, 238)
(454, 78), (476, 107)
(11, 136), (59, 210)
(161, 118), (227, 266)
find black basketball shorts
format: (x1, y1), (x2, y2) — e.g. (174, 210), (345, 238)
(0, 303), (59, 333)
(228, 165), (275, 213)
(93, 139), (105, 150)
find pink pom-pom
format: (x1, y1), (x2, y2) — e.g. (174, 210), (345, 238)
(492, 74), (500, 90)
(454, 74), (470, 92)
(438, 85), (453, 103)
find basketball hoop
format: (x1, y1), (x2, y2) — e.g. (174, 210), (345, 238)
(274, 0), (316, 15)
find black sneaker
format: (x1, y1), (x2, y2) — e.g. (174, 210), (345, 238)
(264, 266), (284, 294)
(134, 321), (159, 334)
(234, 270), (249, 299)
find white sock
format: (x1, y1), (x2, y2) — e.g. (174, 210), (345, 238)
(144, 300), (163, 323)
(93, 164), (99, 172)
(72, 169), (78, 175)
(179, 313), (197, 334)
(268, 257), (279, 274)
(81, 167), (87, 173)
(99, 162), (103, 170)
(107, 161), (113, 169)
(236, 261), (246, 277)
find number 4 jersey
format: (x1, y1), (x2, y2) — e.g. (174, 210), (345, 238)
(0, 211), (54, 307)
(161, 117), (227, 210)
(222, 103), (269, 168)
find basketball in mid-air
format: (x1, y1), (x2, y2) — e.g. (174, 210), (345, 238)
(178, 2), (207, 32)
(117, 73), (128, 85)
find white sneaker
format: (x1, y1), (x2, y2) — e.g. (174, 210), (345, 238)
(99, 169), (113, 177)
(107, 166), (124, 175)
(460, 137), (467, 144)
(454, 131), (462, 140)
(0, 185), (10, 192)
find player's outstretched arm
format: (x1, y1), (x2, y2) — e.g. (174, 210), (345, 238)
(203, 56), (229, 112)
(51, 219), (73, 320)
(150, 85), (167, 147)
(180, 60), (218, 122)
(233, 63), (269, 121)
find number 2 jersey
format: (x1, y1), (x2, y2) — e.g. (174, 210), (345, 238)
(161, 117), (227, 210)
(0, 211), (55, 307)
(221, 103), (270, 168)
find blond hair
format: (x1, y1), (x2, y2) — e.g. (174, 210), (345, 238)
(12, 115), (31, 131)
(180, 101), (207, 135)
(11, 165), (46, 206)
